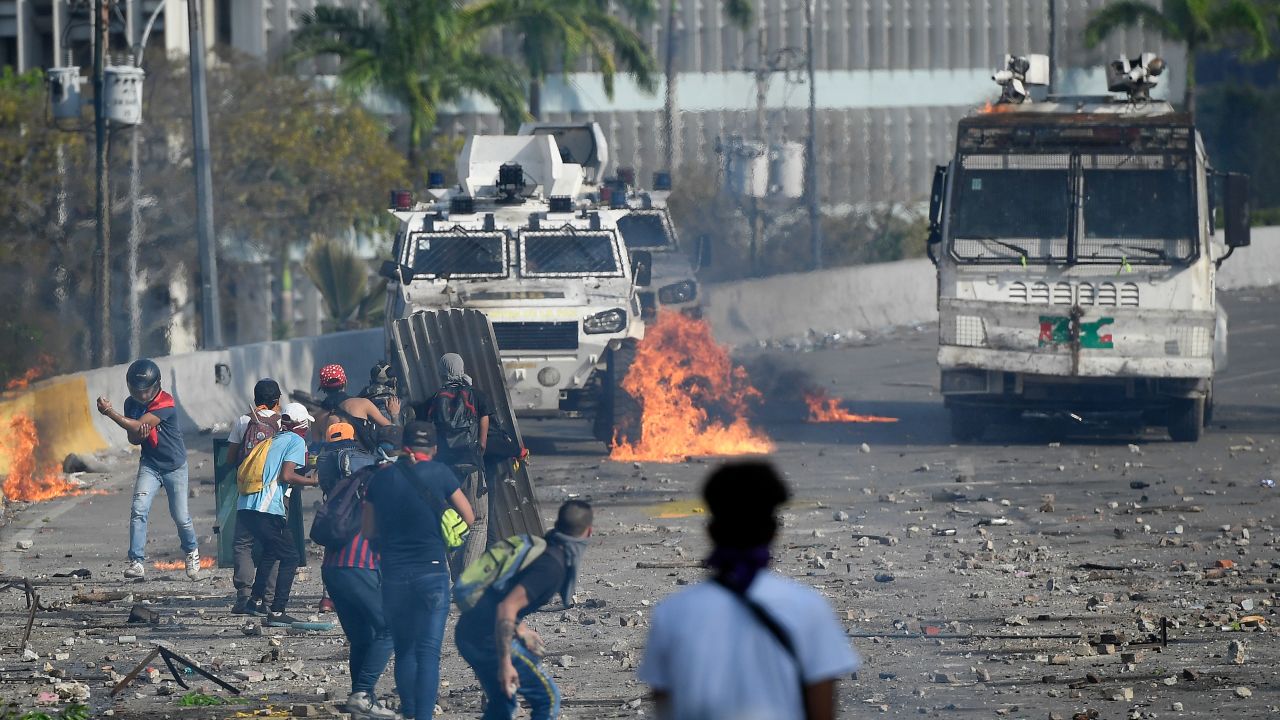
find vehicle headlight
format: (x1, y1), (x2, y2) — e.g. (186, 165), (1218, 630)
(658, 280), (698, 305)
(583, 308), (627, 335)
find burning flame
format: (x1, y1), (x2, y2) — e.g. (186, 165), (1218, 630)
(804, 390), (898, 424)
(5, 355), (55, 392)
(978, 101), (1018, 115)
(152, 556), (214, 571)
(2, 414), (80, 502)
(610, 311), (773, 463)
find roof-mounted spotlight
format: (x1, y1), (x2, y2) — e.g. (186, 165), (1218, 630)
(497, 162), (525, 204)
(450, 195), (476, 215)
(1106, 53), (1164, 102)
(992, 53), (1049, 105)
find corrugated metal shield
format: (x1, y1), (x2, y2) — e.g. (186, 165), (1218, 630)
(389, 309), (545, 540)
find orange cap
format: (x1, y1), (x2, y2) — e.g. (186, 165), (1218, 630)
(326, 422), (356, 442)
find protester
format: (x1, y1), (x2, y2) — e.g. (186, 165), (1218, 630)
(638, 461), (859, 720)
(316, 422), (396, 720)
(422, 353), (492, 480)
(317, 364), (399, 452)
(454, 500), (593, 720)
(360, 361), (402, 426)
(238, 403), (318, 625)
(226, 378), (284, 613)
(362, 421), (474, 720)
(95, 359), (201, 581)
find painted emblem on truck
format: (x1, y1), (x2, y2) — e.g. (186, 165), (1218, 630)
(1039, 316), (1115, 349)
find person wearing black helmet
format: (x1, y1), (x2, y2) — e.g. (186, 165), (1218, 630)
(96, 359), (201, 581)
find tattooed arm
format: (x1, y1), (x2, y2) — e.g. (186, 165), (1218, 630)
(494, 583), (531, 697)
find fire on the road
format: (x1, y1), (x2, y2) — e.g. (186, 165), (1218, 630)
(153, 557), (215, 571)
(610, 312), (772, 463)
(804, 389), (898, 424)
(4, 355), (55, 392)
(2, 414), (80, 502)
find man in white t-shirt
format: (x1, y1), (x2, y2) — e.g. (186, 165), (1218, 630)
(638, 461), (859, 720)
(226, 378), (284, 614)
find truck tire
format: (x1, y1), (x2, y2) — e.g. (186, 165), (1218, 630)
(1167, 398), (1205, 442)
(593, 339), (642, 448)
(949, 407), (987, 443)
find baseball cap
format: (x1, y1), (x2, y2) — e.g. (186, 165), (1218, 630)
(319, 364), (347, 389)
(326, 422), (356, 442)
(403, 421), (437, 449)
(281, 402), (315, 426)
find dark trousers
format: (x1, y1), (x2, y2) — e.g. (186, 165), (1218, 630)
(322, 566), (393, 696)
(237, 509), (299, 612)
(456, 622), (560, 720)
(381, 571), (450, 719)
(233, 519), (277, 601)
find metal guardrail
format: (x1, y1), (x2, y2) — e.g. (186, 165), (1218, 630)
(389, 309), (545, 540)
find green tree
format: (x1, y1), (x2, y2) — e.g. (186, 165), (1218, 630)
(291, 0), (527, 166)
(304, 235), (386, 330)
(1084, 0), (1270, 117)
(469, 0), (660, 119)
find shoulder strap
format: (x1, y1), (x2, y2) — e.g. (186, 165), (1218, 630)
(714, 577), (811, 720)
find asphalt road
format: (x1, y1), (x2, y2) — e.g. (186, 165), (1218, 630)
(1, 288), (1277, 718)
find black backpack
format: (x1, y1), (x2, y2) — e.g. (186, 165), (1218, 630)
(309, 461), (377, 550)
(429, 382), (479, 458)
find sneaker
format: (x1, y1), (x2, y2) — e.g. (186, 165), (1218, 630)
(185, 550), (202, 580)
(123, 561), (145, 580)
(230, 597), (252, 615)
(345, 692), (398, 720)
(265, 610), (301, 627)
(318, 596), (335, 613)
(245, 597), (269, 617)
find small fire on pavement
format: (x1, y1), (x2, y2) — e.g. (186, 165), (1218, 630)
(152, 557), (215, 571)
(804, 389), (898, 424)
(610, 311), (773, 463)
(2, 414), (80, 502)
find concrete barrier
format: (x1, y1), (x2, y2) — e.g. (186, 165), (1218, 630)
(704, 258), (937, 347)
(1216, 226), (1280, 290)
(0, 328), (385, 473)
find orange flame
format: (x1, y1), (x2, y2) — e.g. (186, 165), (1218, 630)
(152, 556), (214, 571)
(610, 311), (773, 463)
(978, 101), (1018, 115)
(804, 390), (898, 424)
(2, 415), (80, 502)
(5, 355), (55, 392)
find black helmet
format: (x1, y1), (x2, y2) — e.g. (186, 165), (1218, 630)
(126, 359), (161, 392)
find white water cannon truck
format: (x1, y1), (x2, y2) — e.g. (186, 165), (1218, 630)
(380, 130), (649, 444)
(929, 53), (1251, 442)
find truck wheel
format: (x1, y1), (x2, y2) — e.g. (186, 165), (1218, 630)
(593, 339), (642, 448)
(1203, 388), (1214, 426)
(949, 407), (987, 443)
(1167, 398), (1205, 442)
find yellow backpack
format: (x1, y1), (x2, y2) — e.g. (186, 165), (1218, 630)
(236, 437), (274, 495)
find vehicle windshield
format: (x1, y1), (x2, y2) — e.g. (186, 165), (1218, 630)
(409, 232), (507, 277)
(949, 152), (1196, 265)
(520, 232), (623, 276)
(617, 212), (674, 249)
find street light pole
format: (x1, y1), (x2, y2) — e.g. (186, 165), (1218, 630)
(188, 0), (222, 348)
(804, 0), (822, 270)
(91, 0), (112, 366)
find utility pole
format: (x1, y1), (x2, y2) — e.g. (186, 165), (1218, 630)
(91, 0), (112, 367)
(188, 0), (222, 348)
(126, 0), (142, 359)
(804, 0), (822, 270)
(661, 0), (680, 175)
(1048, 0), (1058, 95)
(750, 27), (767, 276)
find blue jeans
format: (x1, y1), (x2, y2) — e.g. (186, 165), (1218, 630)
(456, 623), (561, 720)
(381, 571), (450, 719)
(322, 566), (393, 696)
(128, 462), (197, 562)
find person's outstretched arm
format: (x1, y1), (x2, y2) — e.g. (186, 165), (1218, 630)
(804, 679), (838, 720)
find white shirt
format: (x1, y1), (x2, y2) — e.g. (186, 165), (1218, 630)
(638, 570), (859, 720)
(227, 409), (279, 445)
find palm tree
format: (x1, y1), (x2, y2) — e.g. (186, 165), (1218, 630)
(469, 0), (660, 119)
(1084, 0), (1270, 117)
(304, 236), (387, 331)
(291, 0), (527, 166)
(661, 0), (752, 173)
